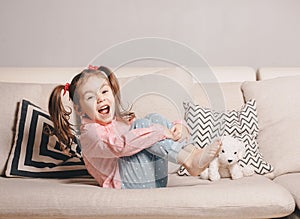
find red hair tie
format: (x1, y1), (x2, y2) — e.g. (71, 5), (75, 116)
(63, 83), (70, 96)
(88, 64), (99, 70)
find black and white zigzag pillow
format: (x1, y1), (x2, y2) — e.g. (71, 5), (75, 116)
(177, 99), (273, 176)
(5, 99), (89, 178)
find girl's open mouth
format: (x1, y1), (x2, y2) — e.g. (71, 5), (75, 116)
(98, 105), (110, 115)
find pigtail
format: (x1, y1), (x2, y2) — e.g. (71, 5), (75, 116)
(48, 85), (75, 150)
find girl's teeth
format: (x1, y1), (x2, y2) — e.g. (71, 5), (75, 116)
(98, 106), (109, 114)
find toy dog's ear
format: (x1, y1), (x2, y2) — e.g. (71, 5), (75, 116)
(238, 141), (246, 160)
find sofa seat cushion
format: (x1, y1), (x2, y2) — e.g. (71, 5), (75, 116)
(274, 173), (300, 209)
(0, 175), (294, 219)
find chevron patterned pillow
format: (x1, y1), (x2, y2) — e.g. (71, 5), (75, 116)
(177, 99), (273, 176)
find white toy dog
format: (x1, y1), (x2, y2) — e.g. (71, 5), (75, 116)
(200, 136), (254, 181)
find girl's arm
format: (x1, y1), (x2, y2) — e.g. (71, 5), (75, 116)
(80, 123), (168, 158)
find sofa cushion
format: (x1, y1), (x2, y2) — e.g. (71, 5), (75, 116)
(0, 175), (295, 218)
(242, 75), (300, 178)
(5, 99), (88, 178)
(274, 173), (300, 209)
(178, 99), (273, 176)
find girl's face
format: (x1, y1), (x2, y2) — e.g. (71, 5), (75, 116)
(76, 74), (116, 125)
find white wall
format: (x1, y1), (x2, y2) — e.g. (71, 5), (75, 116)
(0, 0), (299, 69)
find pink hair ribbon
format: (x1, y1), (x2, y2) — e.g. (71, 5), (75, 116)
(88, 65), (99, 70)
(63, 83), (70, 96)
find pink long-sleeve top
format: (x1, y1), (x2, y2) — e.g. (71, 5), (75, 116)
(79, 117), (166, 189)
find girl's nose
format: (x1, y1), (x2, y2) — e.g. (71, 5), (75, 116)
(96, 94), (104, 103)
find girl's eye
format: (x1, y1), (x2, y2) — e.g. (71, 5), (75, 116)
(87, 95), (95, 100)
(102, 90), (108, 94)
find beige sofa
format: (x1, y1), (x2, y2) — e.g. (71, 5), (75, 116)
(0, 66), (299, 219)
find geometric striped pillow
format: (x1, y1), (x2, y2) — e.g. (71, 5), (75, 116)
(5, 99), (89, 178)
(177, 99), (273, 176)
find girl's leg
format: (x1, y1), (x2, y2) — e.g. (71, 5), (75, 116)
(118, 114), (175, 189)
(152, 155), (168, 188)
(132, 113), (185, 163)
(135, 113), (221, 176)
(118, 150), (168, 189)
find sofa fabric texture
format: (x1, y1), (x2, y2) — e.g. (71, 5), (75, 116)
(274, 173), (300, 209)
(0, 176), (295, 218)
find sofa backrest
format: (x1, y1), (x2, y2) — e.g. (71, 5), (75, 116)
(257, 67), (300, 80)
(0, 66), (256, 175)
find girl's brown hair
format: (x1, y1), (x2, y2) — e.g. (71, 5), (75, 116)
(48, 66), (134, 149)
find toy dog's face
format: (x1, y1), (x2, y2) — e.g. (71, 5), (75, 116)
(218, 136), (245, 166)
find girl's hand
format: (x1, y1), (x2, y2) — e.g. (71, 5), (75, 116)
(163, 127), (176, 140)
(171, 123), (189, 142)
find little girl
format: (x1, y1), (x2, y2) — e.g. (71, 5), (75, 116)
(48, 65), (221, 189)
